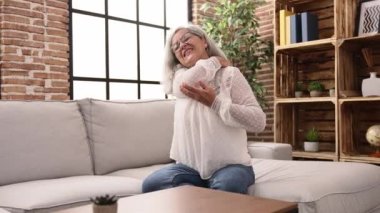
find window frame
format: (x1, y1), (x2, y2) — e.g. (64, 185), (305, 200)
(68, 0), (192, 100)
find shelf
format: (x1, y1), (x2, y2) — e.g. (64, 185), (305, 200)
(340, 155), (380, 165)
(275, 97), (336, 104)
(275, 38), (335, 54)
(292, 151), (337, 160)
(341, 34), (380, 46)
(339, 97), (380, 103)
(274, 0), (380, 164)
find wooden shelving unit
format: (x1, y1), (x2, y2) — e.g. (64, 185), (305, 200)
(273, 0), (380, 164)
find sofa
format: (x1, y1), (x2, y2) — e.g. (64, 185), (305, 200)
(0, 98), (379, 213)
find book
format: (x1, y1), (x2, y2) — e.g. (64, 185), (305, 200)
(301, 12), (318, 42)
(286, 15), (291, 44)
(279, 9), (294, 45)
(290, 14), (302, 43)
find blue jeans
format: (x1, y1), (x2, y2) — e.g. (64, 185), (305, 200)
(142, 164), (255, 194)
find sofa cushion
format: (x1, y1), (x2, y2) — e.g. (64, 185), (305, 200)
(0, 176), (141, 212)
(0, 101), (93, 186)
(107, 163), (173, 180)
(247, 142), (292, 160)
(249, 159), (380, 213)
(78, 99), (175, 174)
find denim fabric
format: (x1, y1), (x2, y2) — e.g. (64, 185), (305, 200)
(142, 164), (255, 194)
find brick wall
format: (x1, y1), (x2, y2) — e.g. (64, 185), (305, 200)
(192, 0), (274, 142)
(0, 0), (69, 100)
(252, 0), (274, 142)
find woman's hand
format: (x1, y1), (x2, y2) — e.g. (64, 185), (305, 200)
(180, 81), (216, 107)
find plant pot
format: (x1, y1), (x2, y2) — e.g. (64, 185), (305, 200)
(93, 203), (117, 213)
(295, 91), (303, 98)
(304, 141), (319, 152)
(329, 89), (335, 97)
(310, 90), (322, 97)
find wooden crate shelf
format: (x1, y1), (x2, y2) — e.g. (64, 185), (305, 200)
(340, 156), (380, 165)
(292, 151), (337, 161)
(275, 38), (335, 53)
(275, 45), (336, 99)
(274, 0), (380, 163)
(342, 34), (380, 44)
(275, 97), (336, 104)
(275, 102), (338, 159)
(339, 101), (380, 161)
(274, 0), (335, 46)
(338, 38), (380, 97)
(339, 97), (380, 103)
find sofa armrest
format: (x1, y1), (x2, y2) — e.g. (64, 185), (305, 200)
(247, 142), (292, 160)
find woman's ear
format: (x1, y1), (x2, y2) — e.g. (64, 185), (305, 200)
(201, 37), (208, 49)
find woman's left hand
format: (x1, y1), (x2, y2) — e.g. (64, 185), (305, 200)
(180, 81), (216, 107)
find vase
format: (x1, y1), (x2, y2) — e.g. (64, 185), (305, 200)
(93, 203), (117, 213)
(310, 91), (322, 97)
(362, 72), (380, 97)
(304, 141), (319, 152)
(329, 89), (335, 97)
(295, 91), (303, 98)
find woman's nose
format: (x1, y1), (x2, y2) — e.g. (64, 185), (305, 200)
(178, 41), (187, 51)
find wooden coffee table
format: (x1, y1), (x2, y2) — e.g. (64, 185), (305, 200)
(55, 185), (297, 213)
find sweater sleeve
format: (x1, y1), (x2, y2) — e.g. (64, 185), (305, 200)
(211, 69), (266, 133)
(172, 57), (222, 98)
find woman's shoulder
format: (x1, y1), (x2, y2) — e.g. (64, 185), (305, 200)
(174, 66), (187, 77)
(220, 66), (242, 77)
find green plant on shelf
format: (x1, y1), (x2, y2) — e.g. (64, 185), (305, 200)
(296, 81), (304, 91)
(307, 81), (325, 92)
(305, 127), (319, 142)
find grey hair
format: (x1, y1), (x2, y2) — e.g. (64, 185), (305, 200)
(162, 24), (227, 94)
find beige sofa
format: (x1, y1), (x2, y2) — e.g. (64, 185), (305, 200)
(0, 99), (379, 213)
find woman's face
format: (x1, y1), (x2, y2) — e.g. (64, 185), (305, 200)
(171, 29), (209, 68)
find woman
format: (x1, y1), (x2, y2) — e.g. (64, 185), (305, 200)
(142, 25), (266, 194)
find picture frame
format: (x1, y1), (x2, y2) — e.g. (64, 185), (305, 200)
(358, 0), (380, 36)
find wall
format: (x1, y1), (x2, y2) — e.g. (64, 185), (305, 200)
(254, 0), (274, 142)
(0, 0), (69, 100)
(0, 0), (274, 141)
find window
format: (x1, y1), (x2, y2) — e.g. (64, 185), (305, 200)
(70, 0), (190, 100)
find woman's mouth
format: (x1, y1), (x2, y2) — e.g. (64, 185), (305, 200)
(182, 48), (192, 58)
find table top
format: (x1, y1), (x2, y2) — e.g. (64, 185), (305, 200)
(55, 186), (298, 213)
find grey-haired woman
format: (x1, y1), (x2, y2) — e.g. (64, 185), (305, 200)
(142, 24), (266, 194)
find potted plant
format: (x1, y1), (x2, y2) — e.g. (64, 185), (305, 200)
(329, 87), (335, 97)
(295, 81), (304, 98)
(200, 0), (272, 107)
(91, 194), (118, 213)
(304, 127), (320, 152)
(308, 81), (325, 97)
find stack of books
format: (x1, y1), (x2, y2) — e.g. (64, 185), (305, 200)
(279, 10), (319, 45)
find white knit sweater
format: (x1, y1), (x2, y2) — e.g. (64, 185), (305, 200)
(170, 56), (266, 179)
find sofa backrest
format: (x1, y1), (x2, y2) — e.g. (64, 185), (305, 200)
(0, 101), (93, 186)
(78, 99), (175, 175)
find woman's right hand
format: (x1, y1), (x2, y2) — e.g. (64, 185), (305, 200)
(215, 56), (230, 68)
